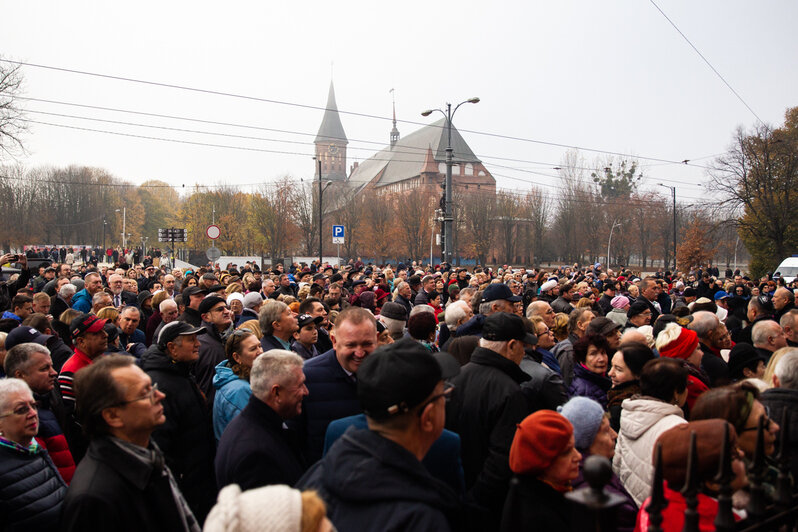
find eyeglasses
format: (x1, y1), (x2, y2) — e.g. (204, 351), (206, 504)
(0, 401), (38, 418)
(116, 383), (160, 406)
(417, 384), (455, 416)
(740, 406), (774, 433)
(211, 305), (230, 313)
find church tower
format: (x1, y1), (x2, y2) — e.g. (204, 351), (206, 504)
(390, 89), (400, 148)
(314, 81), (348, 181)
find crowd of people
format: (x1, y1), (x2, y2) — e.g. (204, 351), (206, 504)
(1, 250), (797, 531)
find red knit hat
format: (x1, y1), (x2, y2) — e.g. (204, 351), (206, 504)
(509, 411), (573, 475)
(659, 327), (700, 360)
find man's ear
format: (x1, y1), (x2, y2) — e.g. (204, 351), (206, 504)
(102, 407), (124, 429)
(773, 374), (782, 388)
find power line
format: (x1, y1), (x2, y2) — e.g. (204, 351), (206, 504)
(648, 0), (764, 125)
(14, 94), (715, 181)
(1, 59), (721, 169)
(21, 113), (707, 192)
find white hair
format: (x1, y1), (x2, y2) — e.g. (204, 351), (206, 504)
(445, 304), (468, 331)
(775, 350), (798, 390)
(655, 323), (683, 351)
(59, 283), (77, 298)
(688, 311), (720, 339)
(409, 304), (434, 318)
(752, 320), (781, 347)
(250, 349), (303, 399)
(159, 299), (178, 313)
(0, 378), (33, 412)
(479, 337), (508, 354)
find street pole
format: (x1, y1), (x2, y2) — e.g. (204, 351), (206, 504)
(122, 207), (127, 251)
(659, 184), (677, 271)
(102, 217), (106, 255)
(317, 157), (323, 267)
(607, 220), (620, 270)
(421, 97), (479, 267)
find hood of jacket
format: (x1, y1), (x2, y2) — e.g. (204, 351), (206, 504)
(319, 428), (459, 510)
(455, 313), (485, 337)
(619, 397), (684, 440)
(213, 360), (239, 390)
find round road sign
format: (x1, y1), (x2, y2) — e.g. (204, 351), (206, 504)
(206, 225), (221, 240)
(206, 247), (221, 262)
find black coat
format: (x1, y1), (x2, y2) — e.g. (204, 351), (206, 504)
(761, 387), (798, 481)
(215, 394), (306, 491)
(194, 322), (228, 404)
(0, 443), (66, 532)
(61, 437), (191, 532)
(501, 475), (572, 531)
(297, 428), (461, 532)
(140, 345), (217, 524)
(445, 347), (531, 530)
(292, 348), (360, 464)
(519, 350), (568, 412)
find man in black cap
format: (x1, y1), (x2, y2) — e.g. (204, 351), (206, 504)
(597, 282), (617, 316)
(141, 320), (216, 525)
(626, 300), (653, 329)
(297, 338), (462, 531)
(445, 312), (534, 531)
(179, 286), (208, 327)
(194, 295), (233, 402)
(455, 283), (521, 338)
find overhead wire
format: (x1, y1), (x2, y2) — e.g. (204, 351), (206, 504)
(648, 0), (764, 126)
(1, 58), (722, 170)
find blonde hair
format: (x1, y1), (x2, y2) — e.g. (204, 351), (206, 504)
(300, 490), (327, 532)
(96, 306), (120, 324)
(552, 312), (569, 342)
(763, 346), (795, 389)
(225, 283), (243, 295)
(151, 290), (170, 310)
(237, 319), (263, 339)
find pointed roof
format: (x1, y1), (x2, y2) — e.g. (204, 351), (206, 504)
(348, 118), (486, 188)
(315, 81), (348, 145)
(420, 145), (437, 174)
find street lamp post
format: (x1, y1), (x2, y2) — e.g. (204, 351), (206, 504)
(422, 97), (480, 266)
(658, 184), (677, 271)
(607, 220), (621, 270)
(115, 207), (127, 250)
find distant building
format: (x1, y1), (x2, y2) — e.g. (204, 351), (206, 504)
(313, 82), (496, 197)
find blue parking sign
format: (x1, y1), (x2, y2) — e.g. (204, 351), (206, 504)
(332, 225), (345, 238)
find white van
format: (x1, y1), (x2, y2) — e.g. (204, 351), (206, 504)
(775, 256), (798, 283)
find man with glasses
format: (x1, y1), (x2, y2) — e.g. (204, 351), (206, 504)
(141, 320), (215, 525)
(62, 354), (201, 532)
(216, 349), (308, 491)
(297, 338), (462, 531)
(194, 295), (234, 402)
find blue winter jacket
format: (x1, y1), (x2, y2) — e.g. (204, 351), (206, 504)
(70, 289), (92, 313)
(212, 360), (252, 441)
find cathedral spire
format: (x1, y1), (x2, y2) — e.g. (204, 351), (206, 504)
(390, 88), (400, 148)
(315, 81), (348, 145)
(315, 81), (348, 181)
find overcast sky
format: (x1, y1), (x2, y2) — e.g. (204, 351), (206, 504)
(2, 0), (796, 206)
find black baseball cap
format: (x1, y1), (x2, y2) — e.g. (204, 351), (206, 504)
(5, 326), (53, 351)
(357, 338), (460, 420)
(482, 312), (538, 345)
(157, 321), (206, 349)
(297, 314), (323, 328)
(482, 283), (522, 303)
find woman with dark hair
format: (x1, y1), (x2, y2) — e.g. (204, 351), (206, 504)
(613, 358), (689, 507)
(606, 342), (656, 432)
(569, 333), (612, 408)
(212, 329), (263, 441)
(691, 381), (780, 460)
(407, 311), (438, 352)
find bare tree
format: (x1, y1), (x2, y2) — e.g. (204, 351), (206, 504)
(460, 190), (494, 266)
(0, 59), (26, 160)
